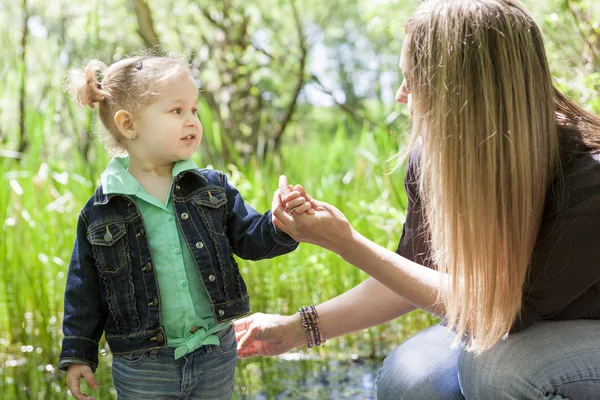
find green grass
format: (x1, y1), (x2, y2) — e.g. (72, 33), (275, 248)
(0, 107), (437, 399)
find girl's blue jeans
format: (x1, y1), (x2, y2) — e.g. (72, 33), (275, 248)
(376, 320), (600, 399)
(111, 325), (237, 399)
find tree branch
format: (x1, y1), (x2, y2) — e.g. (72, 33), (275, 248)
(309, 74), (393, 132)
(133, 0), (160, 49)
(271, 0), (308, 152)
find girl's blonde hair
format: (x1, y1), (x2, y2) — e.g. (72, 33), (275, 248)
(403, 0), (600, 352)
(65, 54), (191, 155)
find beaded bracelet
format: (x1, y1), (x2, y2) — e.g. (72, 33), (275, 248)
(298, 305), (326, 348)
(310, 305), (324, 346)
(298, 306), (314, 347)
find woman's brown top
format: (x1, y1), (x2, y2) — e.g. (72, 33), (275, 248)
(396, 144), (600, 332)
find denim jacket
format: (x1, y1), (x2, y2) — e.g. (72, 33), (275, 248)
(58, 168), (298, 372)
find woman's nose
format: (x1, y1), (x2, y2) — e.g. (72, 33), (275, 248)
(396, 80), (408, 104)
(396, 86), (408, 104)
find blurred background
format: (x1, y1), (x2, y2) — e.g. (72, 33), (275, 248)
(0, 0), (598, 398)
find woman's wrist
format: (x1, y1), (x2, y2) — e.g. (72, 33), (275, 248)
(286, 313), (310, 348)
(330, 227), (361, 260)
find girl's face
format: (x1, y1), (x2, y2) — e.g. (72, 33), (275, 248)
(130, 72), (202, 165)
(396, 36), (413, 116)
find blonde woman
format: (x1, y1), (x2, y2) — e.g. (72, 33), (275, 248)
(234, 0), (600, 398)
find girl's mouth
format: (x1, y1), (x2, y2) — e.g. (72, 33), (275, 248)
(181, 134), (196, 141)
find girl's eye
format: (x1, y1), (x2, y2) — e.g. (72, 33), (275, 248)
(172, 108), (182, 114)
(192, 108), (198, 114)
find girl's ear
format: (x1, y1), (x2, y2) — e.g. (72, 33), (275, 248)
(114, 110), (137, 140)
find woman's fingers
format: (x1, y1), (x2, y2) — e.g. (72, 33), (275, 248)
(235, 317), (267, 359)
(292, 202), (313, 215)
(236, 323), (258, 350)
(238, 346), (259, 359)
(284, 196), (307, 211)
(235, 316), (251, 338)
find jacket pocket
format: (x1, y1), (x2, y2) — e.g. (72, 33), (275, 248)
(87, 222), (129, 273)
(87, 221), (140, 334)
(191, 187), (228, 235)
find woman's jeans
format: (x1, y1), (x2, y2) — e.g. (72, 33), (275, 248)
(376, 320), (600, 399)
(112, 325), (238, 399)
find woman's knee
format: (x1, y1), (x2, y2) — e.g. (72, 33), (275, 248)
(376, 325), (464, 400)
(458, 321), (600, 400)
(458, 348), (529, 400)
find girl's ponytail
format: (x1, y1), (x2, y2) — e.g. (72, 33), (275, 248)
(65, 60), (107, 108)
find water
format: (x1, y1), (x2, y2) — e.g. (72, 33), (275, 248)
(235, 356), (381, 399)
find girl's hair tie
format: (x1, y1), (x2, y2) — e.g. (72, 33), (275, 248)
(135, 60), (143, 70)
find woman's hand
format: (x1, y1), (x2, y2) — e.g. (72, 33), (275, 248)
(271, 179), (314, 237)
(272, 176), (354, 253)
(235, 313), (307, 358)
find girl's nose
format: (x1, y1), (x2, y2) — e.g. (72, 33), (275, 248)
(187, 115), (199, 127)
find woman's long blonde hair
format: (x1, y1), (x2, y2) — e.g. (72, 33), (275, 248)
(403, 0), (589, 352)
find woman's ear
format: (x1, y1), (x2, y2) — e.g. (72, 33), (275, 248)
(113, 110), (137, 140)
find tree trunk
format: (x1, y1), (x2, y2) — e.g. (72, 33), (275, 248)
(271, 0), (308, 153)
(133, 0), (160, 49)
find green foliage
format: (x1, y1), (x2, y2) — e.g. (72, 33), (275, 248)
(0, 104), (435, 398)
(1, 0), (599, 397)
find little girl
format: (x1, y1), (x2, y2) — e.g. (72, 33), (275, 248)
(58, 54), (312, 400)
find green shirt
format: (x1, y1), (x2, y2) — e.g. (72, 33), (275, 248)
(101, 157), (230, 359)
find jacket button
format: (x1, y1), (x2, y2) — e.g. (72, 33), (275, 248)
(176, 185), (180, 190)
(218, 309), (225, 317)
(209, 275), (216, 282)
(196, 242), (204, 249)
(142, 262), (153, 272)
(148, 298), (159, 307)
(181, 213), (189, 220)
(152, 333), (164, 343)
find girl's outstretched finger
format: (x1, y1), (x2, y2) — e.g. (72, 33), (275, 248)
(278, 176), (291, 198)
